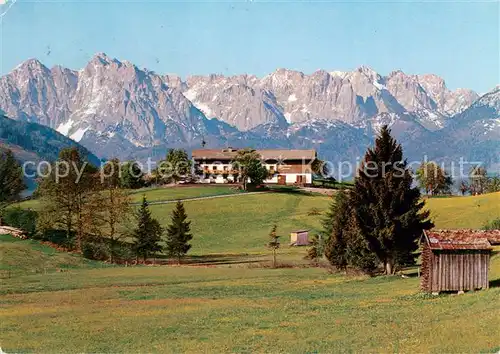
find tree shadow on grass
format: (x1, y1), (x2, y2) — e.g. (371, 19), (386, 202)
(489, 278), (500, 288)
(265, 186), (316, 197)
(154, 253), (265, 266)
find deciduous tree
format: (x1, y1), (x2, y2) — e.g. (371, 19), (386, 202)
(155, 149), (192, 184)
(37, 148), (98, 250)
(469, 166), (488, 195)
(416, 161), (453, 196)
(92, 159), (132, 262)
(121, 161), (144, 189)
(232, 149), (269, 190)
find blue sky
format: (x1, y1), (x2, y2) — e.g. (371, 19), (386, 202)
(0, 0), (498, 93)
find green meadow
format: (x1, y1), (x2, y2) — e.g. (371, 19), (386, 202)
(2, 188), (500, 352)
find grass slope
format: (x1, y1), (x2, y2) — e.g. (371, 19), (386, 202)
(0, 234), (108, 278)
(1, 244), (499, 352)
(148, 192), (329, 254)
(128, 185), (244, 203)
(14, 188), (500, 256)
(425, 192), (500, 229)
(2, 190), (500, 352)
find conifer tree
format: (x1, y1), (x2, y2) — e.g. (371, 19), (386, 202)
(267, 224), (280, 268)
(165, 201), (192, 264)
(350, 125), (433, 274)
(324, 189), (350, 270)
(0, 149), (25, 208)
(132, 196), (163, 262)
(306, 233), (324, 263)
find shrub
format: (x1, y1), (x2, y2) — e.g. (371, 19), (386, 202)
(483, 218), (500, 230)
(82, 241), (110, 261)
(109, 241), (134, 262)
(308, 207), (321, 216)
(36, 229), (75, 249)
(1, 208), (38, 237)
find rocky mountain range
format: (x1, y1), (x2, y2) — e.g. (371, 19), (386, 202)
(0, 53), (498, 171)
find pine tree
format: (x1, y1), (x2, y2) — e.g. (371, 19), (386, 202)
(306, 233), (324, 263)
(350, 125), (433, 274)
(165, 201), (192, 264)
(0, 149), (25, 208)
(324, 189), (350, 270)
(132, 196), (163, 262)
(267, 224), (280, 268)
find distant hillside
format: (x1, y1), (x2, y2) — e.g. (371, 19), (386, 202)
(0, 115), (101, 166)
(425, 192), (500, 229)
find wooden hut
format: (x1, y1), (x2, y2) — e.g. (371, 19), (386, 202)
(290, 230), (309, 246)
(420, 230), (495, 294)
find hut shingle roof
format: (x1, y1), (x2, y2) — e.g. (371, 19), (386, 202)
(423, 229), (496, 250)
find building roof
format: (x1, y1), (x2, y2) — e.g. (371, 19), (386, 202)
(192, 148), (316, 161)
(423, 229), (495, 250)
(291, 229), (309, 234)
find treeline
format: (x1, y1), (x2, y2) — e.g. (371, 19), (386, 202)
(1, 147), (193, 264)
(415, 162), (499, 196)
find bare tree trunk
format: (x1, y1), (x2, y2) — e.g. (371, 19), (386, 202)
(272, 249), (276, 268)
(385, 260), (394, 275)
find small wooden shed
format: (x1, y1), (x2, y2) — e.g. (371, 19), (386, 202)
(290, 230), (309, 246)
(420, 230), (495, 293)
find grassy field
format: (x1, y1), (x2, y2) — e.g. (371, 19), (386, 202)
(149, 191), (329, 254)
(11, 188), (499, 258)
(128, 185), (244, 203)
(1, 233), (499, 352)
(13, 185), (245, 210)
(1, 189), (500, 352)
(425, 192), (500, 229)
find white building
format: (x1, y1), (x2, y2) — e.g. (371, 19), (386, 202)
(192, 148), (317, 185)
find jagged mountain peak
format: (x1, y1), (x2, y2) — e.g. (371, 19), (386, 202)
(0, 55), (496, 168)
(90, 52), (120, 65)
(13, 58), (50, 75)
(355, 65), (379, 76)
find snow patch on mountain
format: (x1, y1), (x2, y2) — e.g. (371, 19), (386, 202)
(57, 119), (75, 135)
(70, 126), (90, 142)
